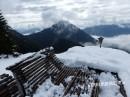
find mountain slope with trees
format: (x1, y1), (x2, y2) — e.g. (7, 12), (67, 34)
(0, 11), (18, 54)
(0, 11), (95, 54)
(0, 11), (40, 54)
(28, 21), (96, 49)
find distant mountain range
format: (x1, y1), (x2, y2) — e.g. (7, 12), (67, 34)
(17, 27), (42, 35)
(3, 20), (130, 54)
(27, 21), (96, 53)
(84, 24), (130, 37)
(1, 20), (95, 54)
(28, 21), (96, 43)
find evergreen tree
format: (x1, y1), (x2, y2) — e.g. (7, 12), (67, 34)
(0, 10), (17, 54)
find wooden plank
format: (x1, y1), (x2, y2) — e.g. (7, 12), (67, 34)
(25, 73), (49, 96)
(6, 56), (41, 71)
(27, 68), (48, 86)
(26, 60), (53, 84)
(28, 60), (52, 84)
(54, 69), (66, 85)
(23, 59), (49, 79)
(27, 61), (56, 85)
(22, 57), (44, 72)
(24, 61), (47, 79)
(31, 73), (49, 93)
(91, 79), (100, 97)
(50, 57), (63, 70)
(63, 70), (81, 96)
(46, 62), (59, 74)
(0, 76), (13, 85)
(0, 74), (18, 97)
(12, 72), (26, 97)
(56, 69), (72, 84)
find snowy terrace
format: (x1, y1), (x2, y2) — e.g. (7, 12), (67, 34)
(0, 46), (130, 97)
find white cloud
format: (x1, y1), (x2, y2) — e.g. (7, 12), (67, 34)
(1, 0), (130, 30)
(102, 35), (130, 53)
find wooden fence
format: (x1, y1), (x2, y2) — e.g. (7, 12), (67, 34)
(0, 48), (127, 97)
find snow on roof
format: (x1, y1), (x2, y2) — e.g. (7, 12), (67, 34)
(56, 46), (130, 96)
(56, 46), (130, 73)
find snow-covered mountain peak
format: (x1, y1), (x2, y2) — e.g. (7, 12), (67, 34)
(56, 20), (70, 27)
(52, 20), (79, 34)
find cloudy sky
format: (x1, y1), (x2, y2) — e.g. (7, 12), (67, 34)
(0, 0), (130, 30)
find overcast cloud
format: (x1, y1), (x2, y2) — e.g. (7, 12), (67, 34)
(0, 0), (130, 29)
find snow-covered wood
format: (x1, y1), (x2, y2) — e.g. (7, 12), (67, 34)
(0, 46), (128, 97)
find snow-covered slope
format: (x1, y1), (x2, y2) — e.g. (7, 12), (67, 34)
(0, 53), (33, 75)
(56, 46), (130, 72)
(56, 46), (130, 97)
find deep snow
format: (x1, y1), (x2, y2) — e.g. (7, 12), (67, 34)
(56, 46), (130, 97)
(0, 46), (130, 97)
(33, 72), (124, 97)
(56, 46), (130, 72)
(0, 53), (34, 75)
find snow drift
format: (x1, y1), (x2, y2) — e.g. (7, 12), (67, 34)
(56, 46), (130, 96)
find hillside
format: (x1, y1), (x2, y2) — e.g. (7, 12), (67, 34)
(9, 29), (40, 53)
(1, 13), (95, 54)
(0, 28), (40, 54)
(28, 21), (96, 49)
(53, 38), (83, 53)
(0, 12), (17, 54)
(0, 12), (40, 54)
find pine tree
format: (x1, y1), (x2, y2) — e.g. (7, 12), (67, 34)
(0, 10), (17, 54)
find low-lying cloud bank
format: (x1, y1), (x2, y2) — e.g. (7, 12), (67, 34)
(92, 35), (130, 53)
(100, 35), (130, 53)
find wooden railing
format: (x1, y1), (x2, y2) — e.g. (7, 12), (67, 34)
(0, 74), (20, 97)
(0, 48), (127, 97)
